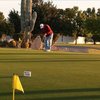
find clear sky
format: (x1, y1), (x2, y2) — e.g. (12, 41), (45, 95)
(0, 0), (100, 18)
(0, 0), (21, 18)
(51, 0), (100, 11)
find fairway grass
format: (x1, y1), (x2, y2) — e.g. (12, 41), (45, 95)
(0, 48), (100, 100)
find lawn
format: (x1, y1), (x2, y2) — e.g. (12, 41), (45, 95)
(0, 48), (100, 100)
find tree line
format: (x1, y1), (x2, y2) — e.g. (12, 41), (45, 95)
(0, 0), (100, 44)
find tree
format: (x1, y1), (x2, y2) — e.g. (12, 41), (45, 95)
(97, 8), (100, 17)
(84, 7), (100, 44)
(0, 21), (15, 35)
(32, 0), (57, 34)
(0, 11), (14, 35)
(85, 18), (100, 44)
(0, 12), (5, 22)
(8, 9), (21, 33)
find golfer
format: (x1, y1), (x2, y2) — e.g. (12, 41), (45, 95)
(40, 23), (54, 52)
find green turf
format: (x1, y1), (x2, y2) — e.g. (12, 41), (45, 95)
(0, 48), (100, 100)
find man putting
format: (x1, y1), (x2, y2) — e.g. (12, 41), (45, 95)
(40, 23), (54, 52)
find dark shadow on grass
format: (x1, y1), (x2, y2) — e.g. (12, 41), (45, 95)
(0, 58), (100, 63)
(21, 95), (100, 100)
(24, 88), (100, 94)
(1, 88), (100, 96)
(1, 88), (100, 100)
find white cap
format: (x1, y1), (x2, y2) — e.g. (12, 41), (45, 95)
(40, 23), (44, 29)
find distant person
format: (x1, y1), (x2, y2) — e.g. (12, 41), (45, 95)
(40, 23), (54, 52)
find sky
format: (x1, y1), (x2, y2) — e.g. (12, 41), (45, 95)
(0, 0), (100, 18)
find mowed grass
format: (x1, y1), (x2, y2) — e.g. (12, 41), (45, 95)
(0, 48), (100, 100)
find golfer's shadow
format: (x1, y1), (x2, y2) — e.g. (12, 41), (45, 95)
(23, 88), (100, 100)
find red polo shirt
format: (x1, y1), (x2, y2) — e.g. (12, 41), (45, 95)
(41, 24), (53, 37)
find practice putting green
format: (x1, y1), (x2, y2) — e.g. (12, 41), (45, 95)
(0, 48), (100, 100)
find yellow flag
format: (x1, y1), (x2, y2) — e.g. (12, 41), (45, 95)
(13, 74), (24, 93)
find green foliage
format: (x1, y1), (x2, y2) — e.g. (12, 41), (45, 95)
(0, 21), (15, 35)
(85, 18), (100, 35)
(0, 12), (5, 22)
(32, 0), (58, 34)
(8, 9), (21, 33)
(0, 11), (15, 35)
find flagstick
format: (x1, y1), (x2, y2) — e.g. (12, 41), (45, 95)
(13, 89), (15, 100)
